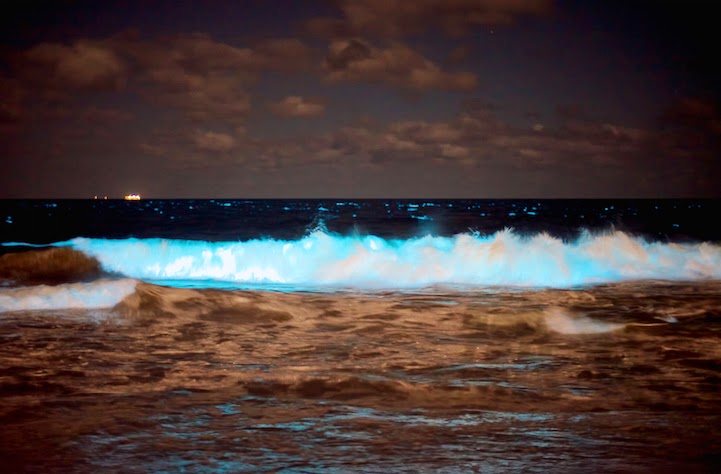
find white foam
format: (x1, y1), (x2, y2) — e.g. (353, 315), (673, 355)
(544, 307), (624, 334)
(0, 279), (137, 313)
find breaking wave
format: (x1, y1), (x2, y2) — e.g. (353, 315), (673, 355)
(11, 230), (717, 289)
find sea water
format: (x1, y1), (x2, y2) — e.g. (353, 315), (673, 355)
(1, 199), (720, 472)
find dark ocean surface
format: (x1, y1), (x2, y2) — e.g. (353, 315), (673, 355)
(1, 199), (721, 473)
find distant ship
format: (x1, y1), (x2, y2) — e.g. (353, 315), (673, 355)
(124, 194), (141, 201)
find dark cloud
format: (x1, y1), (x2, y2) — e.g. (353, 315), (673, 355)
(446, 44), (470, 64)
(135, 96), (710, 188)
(556, 104), (588, 121)
(269, 96), (326, 118)
(18, 40), (127, 92)
(225, 108), (646, 172)
(134, 126), (248, 171)
(325, 39), (373, 70)
(0, 77), (25, 128)
(307, 0), (552, 38)
(252, 38), (315, 72)
(1, 1), (717, 198)
(324, 39), (477, 91)
(663, 98), (721, 133)
(116, 34), (313, 124)
(6, 33), (315, 128)
(655, 98), (721, 167)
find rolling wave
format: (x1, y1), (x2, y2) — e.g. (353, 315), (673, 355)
(33, 230), (721, 288)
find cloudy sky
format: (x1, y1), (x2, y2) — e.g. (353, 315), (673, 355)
(1, 0), (718, 198)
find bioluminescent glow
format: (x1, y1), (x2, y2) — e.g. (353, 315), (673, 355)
(42, 230), (721, 289)
(0, 279), (137, 313)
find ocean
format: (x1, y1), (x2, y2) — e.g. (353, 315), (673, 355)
(1, 199), (720, 473)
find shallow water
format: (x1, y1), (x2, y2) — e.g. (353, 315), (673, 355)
(2, 281), (721, 472)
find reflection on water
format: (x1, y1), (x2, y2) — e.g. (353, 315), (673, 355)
(1, 281), (721, 472)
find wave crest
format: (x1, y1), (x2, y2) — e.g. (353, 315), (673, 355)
(34, 231), (721, 289)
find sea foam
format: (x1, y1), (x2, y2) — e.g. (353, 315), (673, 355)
(0, 279), (137, 313)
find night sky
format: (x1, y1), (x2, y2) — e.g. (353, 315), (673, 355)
(1, 0), (718, 198)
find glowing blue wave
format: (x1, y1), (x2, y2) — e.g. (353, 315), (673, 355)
(54, 230), (721, 289)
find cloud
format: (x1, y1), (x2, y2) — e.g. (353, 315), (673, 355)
(80, 106), (134, 123)
(20, 40), (127, 91)
(244, 106), (654, 172)
(252, 38), (314, 71)
(113, 34), (263, 123)
(654, 98), (721, 163)
(10, 33), (314, 126)
(0, 77), (25, 126)
(324, 39), (477, 91)
(269, 96), (326, 117)
(663, 98), (721, 134)
(192, 129), (237, 153)
(137, 125), (247, 167)
(126, 34), (313, 123)
(307, 0), (552, 38)
(447, 44), (470, 64)
(388, 120), (464, 142)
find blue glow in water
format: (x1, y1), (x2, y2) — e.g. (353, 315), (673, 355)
(215, 403), (239, 416)
(53, 230), (721, 290)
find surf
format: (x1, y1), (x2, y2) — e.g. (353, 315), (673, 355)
(2, 229), (716, 289)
